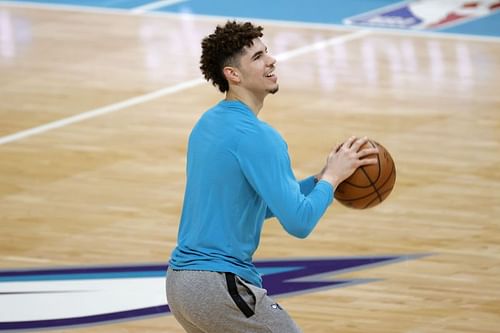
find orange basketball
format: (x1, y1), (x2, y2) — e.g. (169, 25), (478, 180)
(334, 140), (396, 209)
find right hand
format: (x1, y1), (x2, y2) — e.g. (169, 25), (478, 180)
(320, 136), (379, 188)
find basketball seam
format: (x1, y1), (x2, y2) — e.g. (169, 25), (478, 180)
(337, 161), (394, 202)
(364, 186), (395, 208)
(360, 141), (382, 203)
(335, 147), (396, 206)
(363, 161), (396, 208)
(340, 140), (381, 188)
(360, 166), (382, 202)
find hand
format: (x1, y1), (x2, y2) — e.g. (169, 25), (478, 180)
(319, 136), (379, 188)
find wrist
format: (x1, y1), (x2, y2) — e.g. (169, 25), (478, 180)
(320, 175), (341, 188)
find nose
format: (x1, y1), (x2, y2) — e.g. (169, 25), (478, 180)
(267, 54), (277, 67)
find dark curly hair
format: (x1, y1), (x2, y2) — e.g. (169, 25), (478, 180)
(200, 21), (264, 93)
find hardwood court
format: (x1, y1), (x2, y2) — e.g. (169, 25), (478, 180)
(1, 4), (499, 333)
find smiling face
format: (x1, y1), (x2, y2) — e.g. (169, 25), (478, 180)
(231, 38), (279, 97)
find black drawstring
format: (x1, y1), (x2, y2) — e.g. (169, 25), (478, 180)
(225, 272), (255, 318)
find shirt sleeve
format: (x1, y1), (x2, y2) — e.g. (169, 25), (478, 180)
(298, 175), (317, 195)
(237, 128), (333, 238)
(265, 176), (318, 219)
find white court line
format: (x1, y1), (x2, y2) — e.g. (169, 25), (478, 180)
(0, 78), (204, 145)
(130, 0), (188, 14)
(1, 1), (500, 43)
(0, 30), (371, 146)
(275, 29), (370, 61)
(4, 256), (53, 264)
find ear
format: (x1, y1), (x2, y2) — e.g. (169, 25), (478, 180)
(223, 66), (241, 84)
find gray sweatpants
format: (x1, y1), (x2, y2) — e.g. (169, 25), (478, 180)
(166, 267), (302, 333)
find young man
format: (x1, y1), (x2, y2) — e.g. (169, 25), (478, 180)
(167, 21), (378, 333)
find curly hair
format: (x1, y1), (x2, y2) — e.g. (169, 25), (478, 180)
(200, 21), (264, 93)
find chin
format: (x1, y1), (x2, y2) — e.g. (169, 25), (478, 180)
(268, 85), (279, 95)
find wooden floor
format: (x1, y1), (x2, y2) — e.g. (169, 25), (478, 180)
(1, 4), (499, 333)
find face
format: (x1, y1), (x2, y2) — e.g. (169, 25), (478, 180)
(235, 38), (279, 96)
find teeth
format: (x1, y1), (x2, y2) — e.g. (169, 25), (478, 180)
(265, 69), (275, 77)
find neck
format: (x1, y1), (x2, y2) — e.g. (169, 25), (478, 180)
(225, 89), (265, 116)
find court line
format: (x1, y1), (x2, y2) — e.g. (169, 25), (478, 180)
(4, 256), (53, 264)
(0, 78), (204, 145)
(130, 0), (188, 14)
(1, 1), (500, 42)
(275, 29), (370, 61)
(0, 30), (370, 145)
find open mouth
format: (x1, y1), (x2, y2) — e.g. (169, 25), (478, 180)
(265, 69), (277, 81)
(265, 67), (276, 78)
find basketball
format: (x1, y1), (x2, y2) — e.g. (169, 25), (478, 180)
(334, 140), (396, 209)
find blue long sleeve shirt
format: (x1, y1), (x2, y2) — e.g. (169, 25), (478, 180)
(169, 100), (333, 287)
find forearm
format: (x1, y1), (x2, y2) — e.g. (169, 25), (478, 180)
(276, 180), (334, 238)
(265, 175), (318, 219)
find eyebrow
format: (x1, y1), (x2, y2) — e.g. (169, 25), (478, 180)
(250, 47), (268, 60)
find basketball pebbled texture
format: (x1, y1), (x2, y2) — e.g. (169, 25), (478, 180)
(334, 140), (396, 209)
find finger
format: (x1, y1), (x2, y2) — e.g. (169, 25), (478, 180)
(343, 136), (357, 149)
(358, 147), (379, 158)
(351, 136), (369, 152)
(334, 142), (343, 153)
(358, 157), (378, 166)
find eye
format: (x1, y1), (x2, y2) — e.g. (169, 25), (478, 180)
(253, 52), (263, 60)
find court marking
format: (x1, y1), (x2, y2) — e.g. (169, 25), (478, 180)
(0, 78), (204, 145)
(130, 0), (188, 14)
(4, 256), (53, 264)
(0, 255), (428, 330)
(1, 1), (500, 42)
(0, 30), (370, 145)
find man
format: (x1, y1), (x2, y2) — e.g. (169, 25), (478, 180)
(167, 21), (378, 333)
